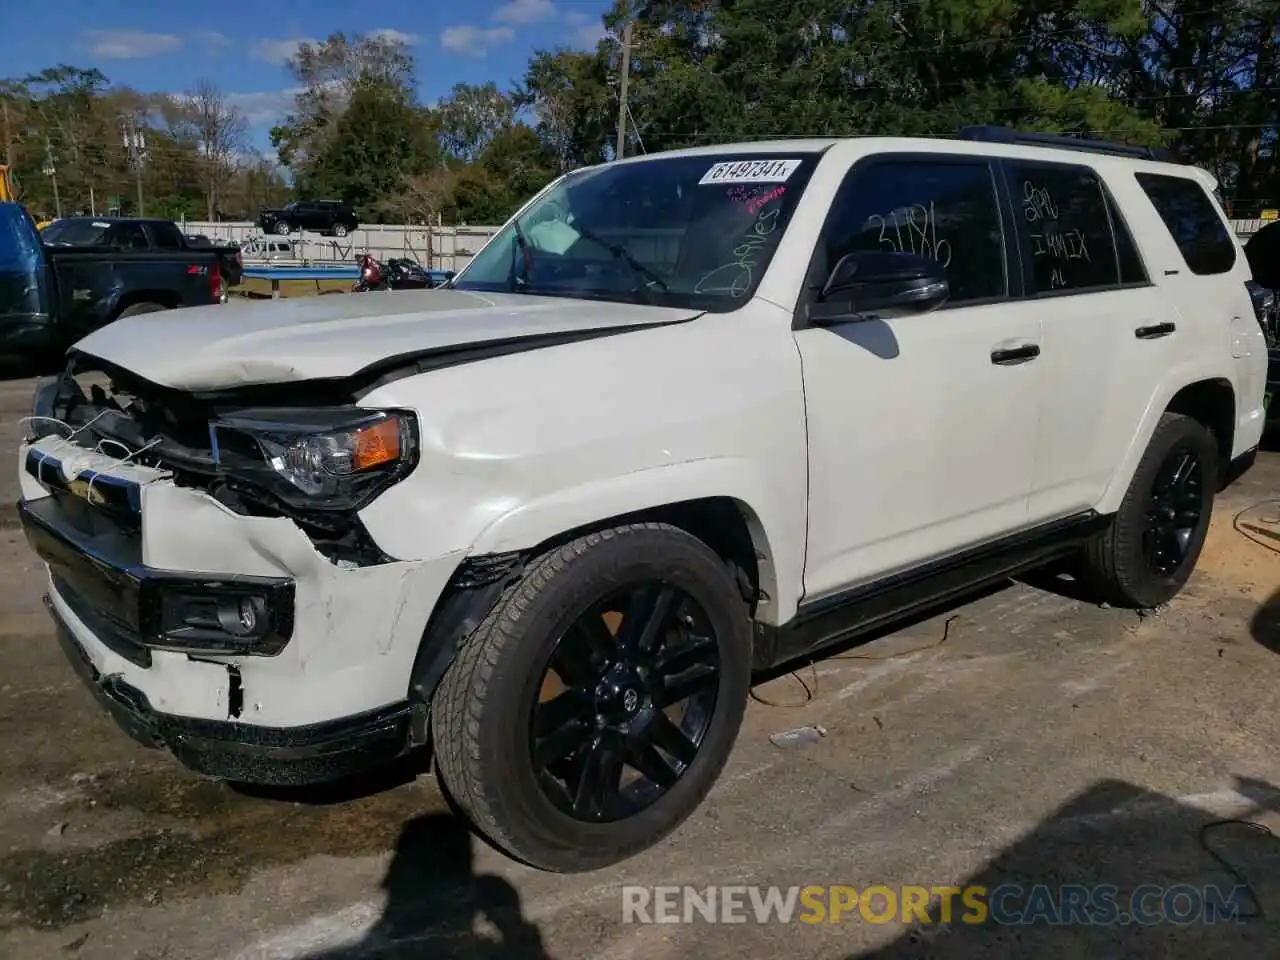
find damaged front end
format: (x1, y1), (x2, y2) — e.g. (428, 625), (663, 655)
(27, 356), (418, 566)
(19, 353), (464, 786)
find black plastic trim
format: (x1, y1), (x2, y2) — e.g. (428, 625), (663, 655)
(46, 595), (412, 786)
(23, 497), (296, 657)
(754, 510), (1110, 670)
(407, 553), (526, 745)
(348, 320), (697, 397)
(957, 125), (1175, 163)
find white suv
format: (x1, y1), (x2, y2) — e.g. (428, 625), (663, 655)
(12, 127), (1268, 873)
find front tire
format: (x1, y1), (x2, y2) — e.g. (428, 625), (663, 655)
(333, 223), (349, 238)
(1080, 413), (1217, 608)
(432, 523), (752, 873)
(274, 220), (291, 236)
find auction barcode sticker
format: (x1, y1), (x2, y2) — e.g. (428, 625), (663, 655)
(698, 159), (802, 186)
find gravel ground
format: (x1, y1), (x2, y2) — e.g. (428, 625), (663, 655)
(0, 372), (1278, 959)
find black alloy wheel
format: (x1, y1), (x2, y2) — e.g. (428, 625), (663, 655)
(1141, 444), (1205, 577)
(530, 581), (720, 823)
(1078, 412), (1218, 609)
(431, 522), (753, 872)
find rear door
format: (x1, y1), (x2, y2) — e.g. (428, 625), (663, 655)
(1001, 158), (1170, 521)
(296, 202), (322, 231)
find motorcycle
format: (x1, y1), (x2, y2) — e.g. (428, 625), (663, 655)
(352, 253), (438, 292)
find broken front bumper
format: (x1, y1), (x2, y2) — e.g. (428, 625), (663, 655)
(19, 434), (464, 785)
(44, 589), (416, 785)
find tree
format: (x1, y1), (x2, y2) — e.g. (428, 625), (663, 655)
(302, 85), (439, 219)
(181, 79), (247, 221)
(521, 50), (614, 171)
(271, 31), (417, 175)
(435, 82), (518, 162)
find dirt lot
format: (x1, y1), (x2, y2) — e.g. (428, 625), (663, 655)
(0, 372), (1278, 959)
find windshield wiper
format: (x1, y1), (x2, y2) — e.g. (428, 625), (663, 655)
(510, 217), (533, 293)
(571, 224), (670, 294)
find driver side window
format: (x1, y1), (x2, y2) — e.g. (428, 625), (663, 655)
(820, 159), (1007, 305)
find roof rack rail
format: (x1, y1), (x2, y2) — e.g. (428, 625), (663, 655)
(956, 125), (1175, 163)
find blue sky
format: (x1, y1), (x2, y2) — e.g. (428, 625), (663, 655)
(1, 0), (612, 150)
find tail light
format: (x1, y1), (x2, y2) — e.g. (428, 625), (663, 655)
(211, 265), (223, 301)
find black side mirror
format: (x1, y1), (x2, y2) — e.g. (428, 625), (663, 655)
(811, 250), (949, 324)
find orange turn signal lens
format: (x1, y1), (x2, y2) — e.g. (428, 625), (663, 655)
(351, 419), (402, 471)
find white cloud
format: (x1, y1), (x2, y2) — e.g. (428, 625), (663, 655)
(565, 12), (608, 48)
(440, 25), (515, 57)
(81, 29), (182, 60)
(250, 37), (317, 64)
(225, 88), (305, 125)
(190, 29), (231, 49)
(492, 0), (556, 24)
(370, 28), (422, 45)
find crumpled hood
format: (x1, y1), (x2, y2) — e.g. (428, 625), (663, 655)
(71, 289), (700, 391)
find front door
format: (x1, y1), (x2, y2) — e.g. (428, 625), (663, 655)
(796, 155), (1042, 602)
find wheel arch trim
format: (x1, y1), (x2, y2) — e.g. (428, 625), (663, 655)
(465, 458), (796, 626)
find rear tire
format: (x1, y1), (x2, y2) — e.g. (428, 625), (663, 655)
(333, 224), (349, 238)
(1079, 413), (1217, 608)
(274, 221), (291, 236)
(432, 523), (752, 873)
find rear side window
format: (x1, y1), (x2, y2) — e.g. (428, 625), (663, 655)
(1135, 172), (1236, 275)
(1008, 161), (1119, 294)
(148, 222), (185, 249)
(109, 223), (150, 249)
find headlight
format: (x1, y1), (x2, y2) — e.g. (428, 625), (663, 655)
(212, 407), (418, 510)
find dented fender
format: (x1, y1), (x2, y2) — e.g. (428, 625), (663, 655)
(463, 458), (795, 625)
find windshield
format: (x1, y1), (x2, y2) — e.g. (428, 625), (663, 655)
(450, 153), (819, 311)
(40, 219), (110, 246)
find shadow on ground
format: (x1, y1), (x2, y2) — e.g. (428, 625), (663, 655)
(1251, 588), (1280, 655)
(301, 811), (555, 960)
(856, 777), (1280, 958)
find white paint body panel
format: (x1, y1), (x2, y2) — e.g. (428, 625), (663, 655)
(21, 437), (459, 727)
(21, 135), (1267, 731)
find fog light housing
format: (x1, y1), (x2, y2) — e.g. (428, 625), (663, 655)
(143, 579), (294, 656)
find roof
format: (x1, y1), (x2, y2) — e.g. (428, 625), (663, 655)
(605, 132), (1205, 180)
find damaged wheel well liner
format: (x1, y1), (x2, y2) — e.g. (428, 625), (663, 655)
(406, 497), (768, 747)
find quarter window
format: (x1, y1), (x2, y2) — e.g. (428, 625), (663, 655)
(1009, 162), (1119, 294)
(820, 160), (1007, 304)
(1135, 172), (1237, 275)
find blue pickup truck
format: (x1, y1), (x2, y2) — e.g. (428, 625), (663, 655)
(1, 204), (224, 371)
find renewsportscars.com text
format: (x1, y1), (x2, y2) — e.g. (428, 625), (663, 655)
(621, 883), (1252, 926)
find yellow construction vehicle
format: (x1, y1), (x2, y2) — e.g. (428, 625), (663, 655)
(0, 164), (17, 203)
(0, 165), (53, 228)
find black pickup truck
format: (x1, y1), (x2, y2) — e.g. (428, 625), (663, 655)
(1, 203), (224, 370)
(41, 216), (243, 288)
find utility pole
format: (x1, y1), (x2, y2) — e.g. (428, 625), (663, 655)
(43, 138), (61, 218)
(615, 20), (633, 161)
(122, 115), (147, 216)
